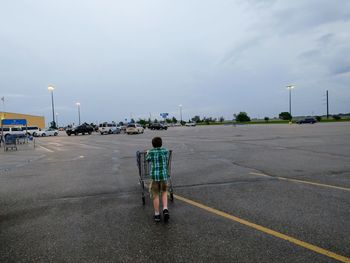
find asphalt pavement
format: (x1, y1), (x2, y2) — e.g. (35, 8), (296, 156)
(1, 123), (349, 262)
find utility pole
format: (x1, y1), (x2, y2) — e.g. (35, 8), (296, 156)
(326, 90), (329, 119)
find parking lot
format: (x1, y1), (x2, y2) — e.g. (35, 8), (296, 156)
(1, 123), (350, 262)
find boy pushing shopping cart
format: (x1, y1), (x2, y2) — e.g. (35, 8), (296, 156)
(136, 137), (174, 222)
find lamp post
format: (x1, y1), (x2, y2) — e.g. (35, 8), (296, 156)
(286, 85), (295, 117)
(76, 102), (81, 125)
(178, 104), (183, 125)
(48, 85), (56, 128)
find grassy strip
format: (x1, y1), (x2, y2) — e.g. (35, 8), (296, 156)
(196, 118), (350, 126)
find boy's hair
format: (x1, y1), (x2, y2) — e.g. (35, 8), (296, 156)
(152, 137), (162, 148)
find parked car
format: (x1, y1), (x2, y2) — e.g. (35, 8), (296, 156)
(99, 122), (120, 135)
(185, 122), (196, 127)
(35, 128), (58, 137)
(0, 127), (26, 138)
(296, 117), (317, 124)
(22, 126), (40, 136)
(126, 123), (144, 134)
(119, 125), (127, 133)
(149, 123), (168, 130)
(66, 123), (94, 136)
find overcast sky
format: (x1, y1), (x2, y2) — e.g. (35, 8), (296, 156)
(1, 0), (349, 125)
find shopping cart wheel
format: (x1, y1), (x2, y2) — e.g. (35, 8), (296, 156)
(170, 193), (174, 202)
(142, 196), (145, 205)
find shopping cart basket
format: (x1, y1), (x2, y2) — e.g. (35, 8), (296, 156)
(136, 150), (174, 205)
(4, 135), (18, 151)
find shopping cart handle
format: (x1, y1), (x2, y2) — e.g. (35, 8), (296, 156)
(136, 151), (140, 166)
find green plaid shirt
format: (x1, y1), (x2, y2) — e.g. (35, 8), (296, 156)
(146, 147), (169, 181)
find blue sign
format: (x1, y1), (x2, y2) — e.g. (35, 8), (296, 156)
(1, 119), (27, 126)
(160, 113), (169, 118)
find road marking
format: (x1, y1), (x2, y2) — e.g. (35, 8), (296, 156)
(38, 145), (54, 153)
(249, 172), (350, 191)
(174, 194), (350, 263)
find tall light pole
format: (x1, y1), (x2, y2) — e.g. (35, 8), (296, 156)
(286, 85), (295, 117)
(76, 102), (81, 125)
(326, 90), (329, 119)
(178, 104), (183, 125)
(48, 85), (56, 128)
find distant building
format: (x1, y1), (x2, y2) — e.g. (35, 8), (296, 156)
(0, 112), (45, 129)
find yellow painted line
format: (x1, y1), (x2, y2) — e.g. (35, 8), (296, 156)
(174, 194), (350, 263)
(38, 145), (54, 153)
(250, 172), (271, 178)
(250, 172), (350, 191)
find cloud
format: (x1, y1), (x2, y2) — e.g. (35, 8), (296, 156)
(1, 0), (350, 123)
(330, 61), (350, 75)
(317, 33), (334, 45)
(270, 1), (350, 35)
(219, 35), (267, 65)
(2, 94), (45, 99)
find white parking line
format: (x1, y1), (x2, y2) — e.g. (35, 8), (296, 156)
(38, 145), (54, 153)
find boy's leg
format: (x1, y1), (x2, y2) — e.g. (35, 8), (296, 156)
(161, 181), (169, 222)
(150, 181), (161, 222)
(161, 191), (168, 210)
(153, 195), (160, 214)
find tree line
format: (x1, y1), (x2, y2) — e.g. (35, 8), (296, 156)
(125, 111), (345, 126)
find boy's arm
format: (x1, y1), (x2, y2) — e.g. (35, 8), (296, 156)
(146, 150), (151, 161)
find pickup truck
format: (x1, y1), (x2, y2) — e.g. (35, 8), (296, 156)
(66, 123), (94, 136)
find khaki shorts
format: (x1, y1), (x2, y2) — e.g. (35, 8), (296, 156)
(149, 180), (167, 198)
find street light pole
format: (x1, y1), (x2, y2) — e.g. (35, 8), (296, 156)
(76, 102), (81, 125)
(48, 85), (56, 128)
(179, 104), (183, 125)
(286, 85), (295, 117)
(326, 90), (329, 119)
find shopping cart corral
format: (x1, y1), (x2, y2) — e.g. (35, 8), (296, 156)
(136, 150), (174, 205)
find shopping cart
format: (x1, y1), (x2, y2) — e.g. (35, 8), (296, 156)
(4, 135), (18, 151)
(136, 150), (174, 205)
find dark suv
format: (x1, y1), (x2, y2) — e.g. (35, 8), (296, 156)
(296, 117), (317, 124)
(66, 123), (94, 136)
(149, 123), (168, 130)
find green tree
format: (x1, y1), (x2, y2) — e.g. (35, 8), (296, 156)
(203, 117), (213, 124)
(172, 117), (177, 123)
(333, 115), (341, 120)
(138, 119), (147, 126)
(191, 115), (201, 123)
(236, 112), (251, 122)
(219, 116), (225, 122)
(264, 117), (269, 122)
(279, 112), (292, 120)
(315, 116), (322, 122)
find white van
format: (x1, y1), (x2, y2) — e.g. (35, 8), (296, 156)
(98, 123), (120, 135)
(22, 126), (40, 136)
(0, 127), (26, 138)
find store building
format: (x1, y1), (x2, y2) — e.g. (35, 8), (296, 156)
(0, 112), (45, 129)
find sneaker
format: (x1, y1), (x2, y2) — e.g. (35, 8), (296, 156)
(163, 209), (169, 222)
(154, 214), (161, 222)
